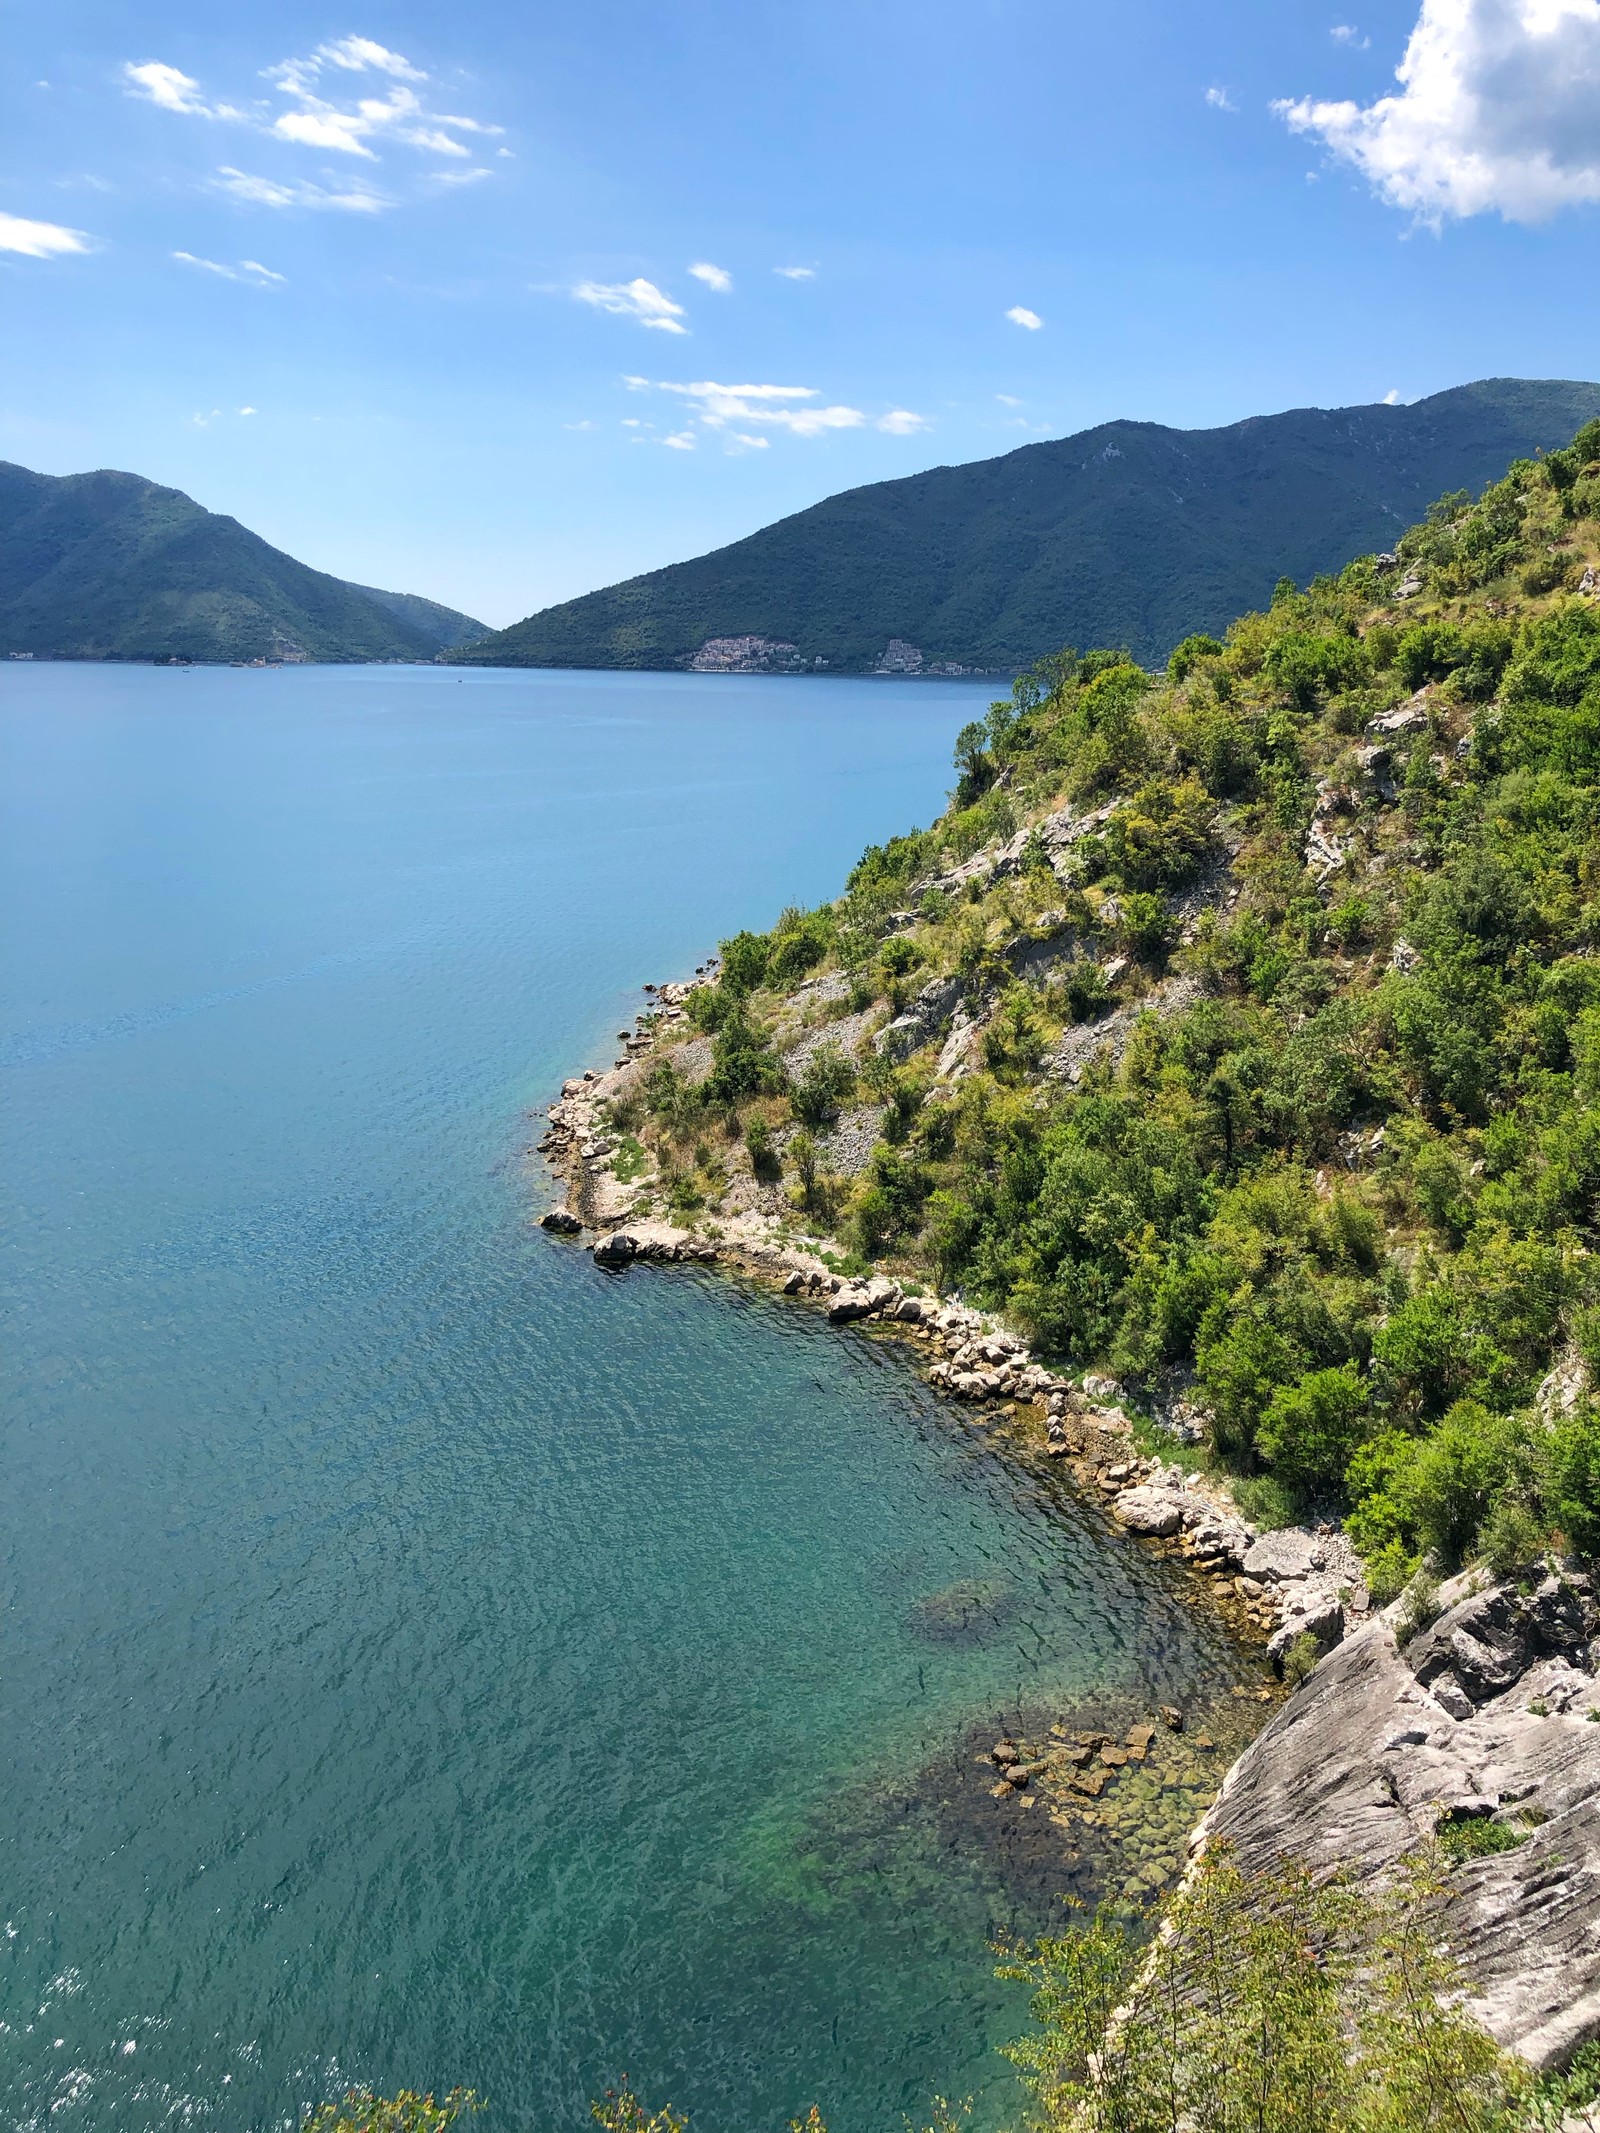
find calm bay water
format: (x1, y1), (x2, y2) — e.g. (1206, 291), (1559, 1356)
(1, 663), (1251, 2133)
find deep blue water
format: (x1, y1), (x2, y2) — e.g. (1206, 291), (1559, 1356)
(1, 664), (1251, 2133)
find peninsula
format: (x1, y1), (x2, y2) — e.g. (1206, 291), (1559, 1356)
(539, 421), (1600, 2080)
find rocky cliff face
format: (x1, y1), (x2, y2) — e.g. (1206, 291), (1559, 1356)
(1200, 1569), (1600, 2069)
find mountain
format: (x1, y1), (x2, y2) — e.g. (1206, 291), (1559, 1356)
(462, 377), (1600, 675)
(0, 462), (486, 663)
(345, 583), (489, 653)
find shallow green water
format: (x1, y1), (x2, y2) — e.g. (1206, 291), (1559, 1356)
(0, 663), (1255, 2133)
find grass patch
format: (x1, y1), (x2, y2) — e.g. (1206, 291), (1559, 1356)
(612, 1134), (650, 1183)
(1434, 1814), (1530, 1864)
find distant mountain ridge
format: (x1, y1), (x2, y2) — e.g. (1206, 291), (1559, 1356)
(0, 462), (485, 664)
(461, 378), (1600, 675)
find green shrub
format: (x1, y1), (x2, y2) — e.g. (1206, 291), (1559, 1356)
(303, 2095), (478, 2133)
(790, 1041), (856, 1126)
(744, 1113), (781, 1182)
(1257, 1363), (1371, 1499)
(999, 1849), (1524, 2133)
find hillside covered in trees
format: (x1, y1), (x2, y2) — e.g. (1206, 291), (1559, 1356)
(596, 420), (1600, 1593)
(463, 378), (1600, 676)
(0, 461), (485, 663)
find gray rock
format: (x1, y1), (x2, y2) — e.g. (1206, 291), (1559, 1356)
(1369, 700), (1429, 736)
(1432, 1672), (1476, 1721)
(1268, 1591), (1345, 1665)
(540, 1207), (582, 1234)
(591, 1230), (638, 1266)
(1113, 1486), (1188, 1538)
(827, 1286), (874, 1323)
(1406, 1587), (1530, 1704)
(1201, 1615), (1600, 2069)
(877, 973), (965, 1062)
(1241, 1530), (1327, 1583)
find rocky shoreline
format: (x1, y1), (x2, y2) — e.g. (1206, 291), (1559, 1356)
(535, 997), (1368, 1673)
(532, 973), (1600, 2080)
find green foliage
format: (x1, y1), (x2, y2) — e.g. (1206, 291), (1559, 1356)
(302, 2092), (478, 2133)
(1433, 1812), (1529, 1864)
(614, 413), (1600, 1594)
(790, 1042), (856, 1126)
(0, 461), (486, 663)
(999, 1848), (1525, 2133)
(1258, 1363), (1371, 1498)
(744, 1113), (781, 1181)
(706, 1004), (783, 1104)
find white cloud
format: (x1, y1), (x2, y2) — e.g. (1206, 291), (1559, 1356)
(688, 261), (732, 291)
(433, 167), (492, 185)
(1275, 0), (1600, 223)
(995, 392), (1023, 407)
(238, 405), (258, 414)
(662, 430), (697, 450)
(731, 433), (770, 449)
(1382, 387), (1403, 402)
(877, 408), (929, 434)
(1331, 23), (1373, 45)
(173, 248), (284, 283)
(1006, 304), (1043, 329)
(773, 264), (815, 279)
(215, 165), (391, 212)
(127, 39), (499, 168)
(123, 61), (238, 118)
(637, 378), (866, 438)
(574, 277), (688, 332)
(0, 210), (92, 257)
(1205, 85), (1239, 110)
(317, 37), (426, 80)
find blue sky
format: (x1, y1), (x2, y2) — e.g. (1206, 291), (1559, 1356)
(4, 0), (1599, 626)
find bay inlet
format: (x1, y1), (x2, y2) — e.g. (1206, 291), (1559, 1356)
(2, 663), (1257, 2133)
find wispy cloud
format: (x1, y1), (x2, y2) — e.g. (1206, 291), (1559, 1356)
(433, 167), (492, 186)
(214, 164), (391, 212)
(995, 392), (1023, 407)
(0, 209), (94, 257)
(1276, 0), (1600, 223)
(634, 378), (866, 439)
(574, 277), (688, 332)
(123, 61), (241, 119)
(173, 248), (285, 283)
(124, 38), (500, 169)
(688, 260), (732, 291)
(1005, 304), (1042, 330)
(1382, 387), (1402, 403)
(773, 264), (815, 279)
(662, 430), (697, 450)
(1330, 23), (1372, 45)
(877, 408), (929, 435)
(1204, 85), (1238, 110)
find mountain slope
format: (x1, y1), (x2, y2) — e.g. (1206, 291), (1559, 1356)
(464, 378), (1600, 675)
(0, 462), (486, 663)
(346, 583), (489, 653)
(576, 411), (1600, 1594)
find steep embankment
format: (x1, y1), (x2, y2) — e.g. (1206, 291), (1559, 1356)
(0, 461), (485, 663)
(538, 418), (1600, 2066)
(465, 377), (1600, 674)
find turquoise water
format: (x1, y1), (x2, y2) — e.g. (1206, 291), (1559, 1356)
(0, 664), (1252, 2133)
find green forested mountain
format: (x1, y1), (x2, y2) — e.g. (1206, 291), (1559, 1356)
(610, 415), (1600, 1590)
(0, 461), (486, 663)
(464, 378), (1600, 675)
